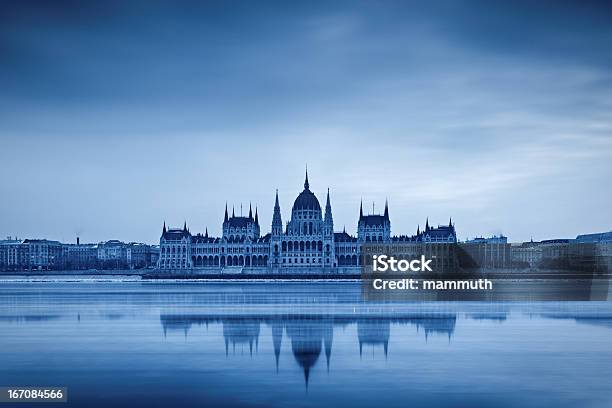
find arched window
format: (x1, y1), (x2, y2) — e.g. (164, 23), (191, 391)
(288, 241), (293, 251)
(318, 241), (323, 251)
(306, 241), (311, 251)
(282, 242), (287, 252)
(300, 241), (305, 252)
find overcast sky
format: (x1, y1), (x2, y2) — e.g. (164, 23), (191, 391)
(1, 0), (611, 244)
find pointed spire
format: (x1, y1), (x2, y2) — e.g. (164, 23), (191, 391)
(224, 203), (228, 223)
(183, 221), (187, 232)
(304, 165), (309, 190)
(324, 188), (333, 225)
(162, 221), (166, 235)
(417, 224), (420, 235)
(425, 217), (430, 231)
(249, 202), (253, 219)
(272, 189), (283, 233)
(254, 206), (259, 225)
(449, 217), (453, 227)
(359, 200), (363, 219)
(384, 198), (389, 220)
(232, 206), (235, 218)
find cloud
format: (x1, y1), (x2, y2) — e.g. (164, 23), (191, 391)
(0, 1), (611, 242)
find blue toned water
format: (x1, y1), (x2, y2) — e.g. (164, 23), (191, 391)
(1, 281), (611, 408)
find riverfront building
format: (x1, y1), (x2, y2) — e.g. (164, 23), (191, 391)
(157, 171), (457, 272)
(0, 238), (158, 271)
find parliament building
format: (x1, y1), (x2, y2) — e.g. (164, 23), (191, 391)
(157, 170), (457, 272)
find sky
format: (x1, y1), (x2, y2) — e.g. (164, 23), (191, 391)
(0, 0), (611, 244)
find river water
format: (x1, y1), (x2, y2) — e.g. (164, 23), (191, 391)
(1, 279), (611, 407)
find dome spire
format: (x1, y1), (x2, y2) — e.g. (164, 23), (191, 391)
(304, 165), (309, 190)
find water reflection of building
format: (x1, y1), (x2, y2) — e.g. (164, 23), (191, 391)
(285, 321), (320, 386)
(410, 315), (456, 341)
(357, 320), (390, 358)
(223, 318), (260, 356)
(159, 313), (464, 386)
(271, 322), (283, 371)
(284, 318), (333, 386)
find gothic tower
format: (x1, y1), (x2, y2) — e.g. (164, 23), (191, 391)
(323, 188), (335, 268)
(270, 189), (283, 268)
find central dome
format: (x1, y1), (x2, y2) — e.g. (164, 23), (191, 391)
(292, 170), (321, 212)
(293, 189), (321, 211)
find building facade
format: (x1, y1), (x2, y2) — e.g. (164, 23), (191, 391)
(157, 171), (457, 272)
(460, 235), (511, 269)
(1, 237), (157, 271)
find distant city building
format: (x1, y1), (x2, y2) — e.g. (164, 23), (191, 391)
(465, 235), (508, 244)
(127, 242), (159, 269)
(576, 231), (612, 243)
(0, 238), (26, 271)
(460, 235), (510, 269)
(97, 240), (128, 269)
(1, 236), (157, 271)
(511, 240), (543, 268)
(157, 171), (457, 272)
(22, 239), (63, 270)
(63, 239), (98, 270)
